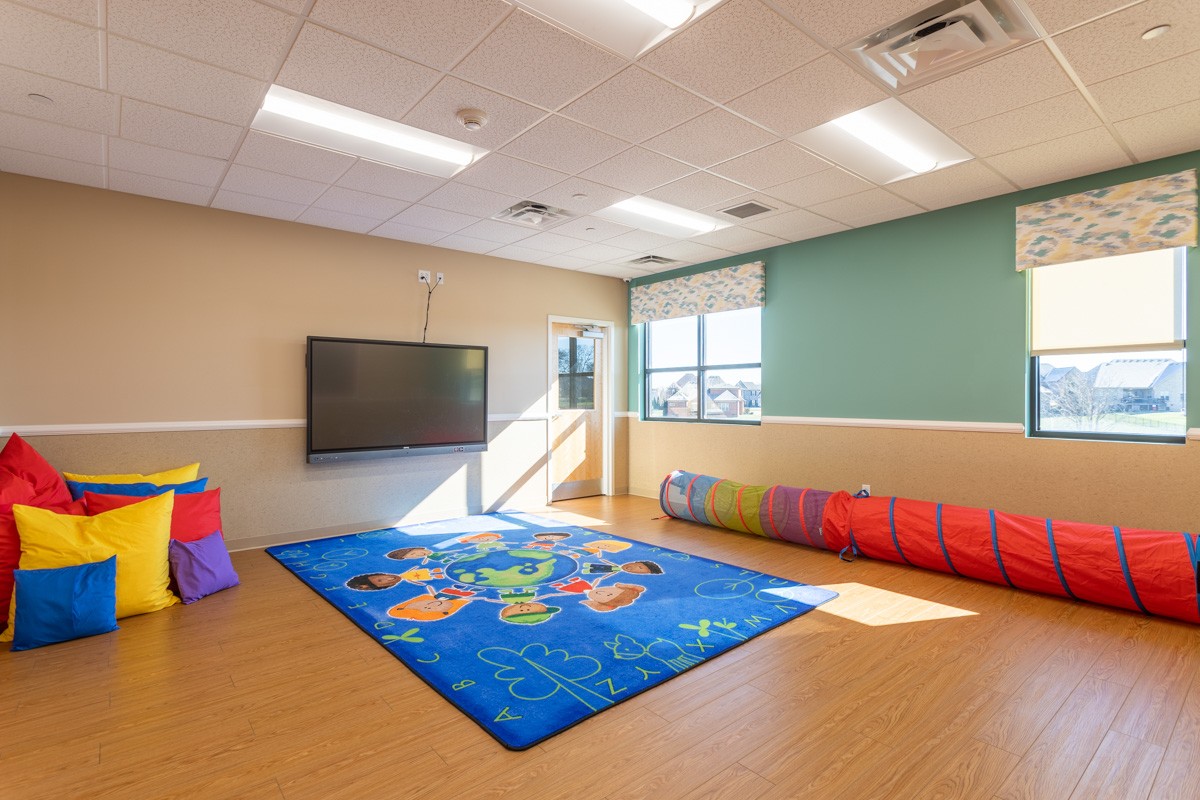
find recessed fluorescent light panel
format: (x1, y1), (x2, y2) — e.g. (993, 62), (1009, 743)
(792, 98), (972, 184)
(595, 197), (731, 238)
(252, 85), (487, 178)
(514, 0), (726, 59)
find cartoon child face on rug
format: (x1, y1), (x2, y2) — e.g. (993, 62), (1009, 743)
(526, 532), (572, 550)
(581, 583), (645, 613)
(578, 539), (632, 556)
(582, 560), (663, 576)
(454, 532), (508, 551)
(387, 586), (473, 622)
(498, 602), (561, 625)
(346, 567), (445, 590)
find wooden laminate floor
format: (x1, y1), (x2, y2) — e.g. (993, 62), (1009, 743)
(3, 495), (1199, 800)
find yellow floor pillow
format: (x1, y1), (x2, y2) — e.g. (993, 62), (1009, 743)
(62, 463), (200, 485)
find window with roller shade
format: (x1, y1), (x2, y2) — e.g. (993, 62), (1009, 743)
(1029, 248), (1186, 442)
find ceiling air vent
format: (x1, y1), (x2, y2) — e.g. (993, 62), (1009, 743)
(493, 201), (570, 227)
(720, 201), (774, 219)
(841, 0), (1039, 90)
(629, 255), (678, 266)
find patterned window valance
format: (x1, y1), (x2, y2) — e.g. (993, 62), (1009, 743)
(1015, 169), (1197, 271)
(630, 261), (765, 325)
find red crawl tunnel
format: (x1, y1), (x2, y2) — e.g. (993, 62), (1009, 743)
(659, 470), (1200, 625)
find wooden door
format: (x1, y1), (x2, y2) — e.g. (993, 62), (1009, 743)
(550, 322), (604, 501)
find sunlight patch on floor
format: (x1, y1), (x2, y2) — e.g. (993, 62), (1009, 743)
(814, 583), (977, 626)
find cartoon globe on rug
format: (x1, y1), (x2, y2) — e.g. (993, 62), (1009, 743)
(447, 548), (578, 588)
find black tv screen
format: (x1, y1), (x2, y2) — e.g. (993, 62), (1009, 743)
(307, 336), (488, 463)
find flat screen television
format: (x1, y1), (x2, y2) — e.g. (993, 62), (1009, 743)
(306, 336), (488, 463)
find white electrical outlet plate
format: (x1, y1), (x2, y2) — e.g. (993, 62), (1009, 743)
(436, 272), (444, 285)
(861, 484), (870, 495)
(418, 270), (430, 283)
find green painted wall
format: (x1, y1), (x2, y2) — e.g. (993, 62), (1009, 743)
(629, 150), (1200, 426)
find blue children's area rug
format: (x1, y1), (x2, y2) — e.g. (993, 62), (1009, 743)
(267, 512), (837, 749)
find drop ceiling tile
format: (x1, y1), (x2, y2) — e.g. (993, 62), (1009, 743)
(639, 0), (824, 103)
(119, 100), (243, 159)
(221, 163), (328, 204)
(453, 10), (623, 110)
(309, 0), (509, 71)
(770, 0), (936, 47)
(500, 115), (628, 174)
(311, 186), (410, 220)
(390, 203), (478, 233)
(212, 189), (307, 221)
(949, 91), (1103, 157)
(708, 141), (827, 189)
(985, 128), (1132, 189)
(1052, 0), (1200, 85)
(742, 207), (849, 240)
(578, 147), (694, 195)
(455, 219), (537, 244)
(335, 160), (445, 203)
(651, 240), (736, 263)
(109, 138), (226, 185)
(581, 263), (653, 279)
(1023, 0), (1138, 34)
(276, 23), (440, 122)
(234, 131), (355, 183)
(536, 254), (595, 270)
(516, 231), (593, 254)
(644, 172), (748, 210)
(0, 147), (104, 187)
(728, 54), (889, 137)
(296, 206), (380, 234)
(18, 0), (98, 25)
(529, 177), (631, 216)
(1087, 49), (1200, 121)
(691, 226), (788, 252)
(401, 76), (547, 152)
(433, 234), (504, 254)
(487, 243), (558, 264)
(548, 215), (633, 242)
(1114, 99), (1200, 161)
(562, 66), (713, 144)
(566, 242), (638, 262)
(257, 0), (307, 12)
(370, 221), (446, 244)
(900, 43), (1076, 129)
(107, 0), (296, 81)
(764, 168), (871, 207)
(642, 108), (775, 169)
(0, 65), (117, 134)
(0, 3), (100, 87)
(108, 36), (266, 125)
(421, 181), (518, 217)
(0, 111), (103, 163)
(807, 188), (926, 227)
(888, 161), (1014, 210)
(602, 229), (678, 252)
(108, 169), (214, 205)
(456, 154), (567, 198)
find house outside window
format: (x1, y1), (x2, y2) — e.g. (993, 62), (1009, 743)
(1029, 248), (1186, 443)
(644, 306), (761, 424)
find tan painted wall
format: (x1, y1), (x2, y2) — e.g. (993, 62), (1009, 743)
(628, 420), (1198, 533)
(1, 174), (629, 540)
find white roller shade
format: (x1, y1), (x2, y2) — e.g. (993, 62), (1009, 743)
(1030, 248), (1185, 355)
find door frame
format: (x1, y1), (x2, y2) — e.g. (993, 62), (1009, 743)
(547, 315), (615, 502)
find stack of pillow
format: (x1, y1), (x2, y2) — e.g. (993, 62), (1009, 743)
(0, 433), (239, 652)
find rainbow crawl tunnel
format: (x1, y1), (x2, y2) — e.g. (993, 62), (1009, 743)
(659, 470), (1200, 625)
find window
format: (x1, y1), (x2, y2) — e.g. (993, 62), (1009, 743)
(644, 306), (761, 423)
(557, 336), (595, 409)
(1029, 248), (1186, 443)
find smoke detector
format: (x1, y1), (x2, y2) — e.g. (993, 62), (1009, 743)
(493, 201), (570, 227)
(456, 108), (488, 132)
(842, 0), (1039, 90)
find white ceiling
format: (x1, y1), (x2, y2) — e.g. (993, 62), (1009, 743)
(1, 0), (1198, 279)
